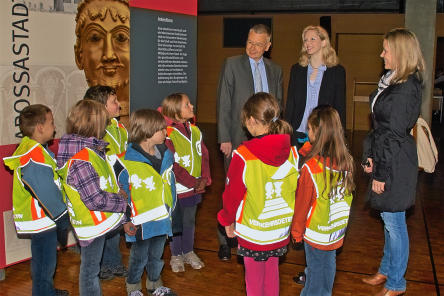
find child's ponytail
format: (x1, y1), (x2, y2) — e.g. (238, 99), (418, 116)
(241, 92), (293, 136)
(269, 117), (292, 135)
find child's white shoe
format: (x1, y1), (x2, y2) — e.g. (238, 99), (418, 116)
(170, 255), (185, 272)
(183, 251), (204, 269)
(149, 286), (177, 296)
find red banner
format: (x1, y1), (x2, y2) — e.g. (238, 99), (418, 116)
(129, 0), (197, 16)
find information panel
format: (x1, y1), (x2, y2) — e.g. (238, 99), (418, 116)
(130, 2), (197, 111)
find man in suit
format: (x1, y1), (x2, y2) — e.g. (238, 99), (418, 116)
(216, 24), (283, 260)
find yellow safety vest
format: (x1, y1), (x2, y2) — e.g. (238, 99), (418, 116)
(3, 137), (60, 234)
(234, 145), (299, 245)
(121, 158), (174, 225)
(303, 158), (353, 246)
(57, 148), (124, 241)
(166, 124), (202, 194)
(104, 118), (128, 157)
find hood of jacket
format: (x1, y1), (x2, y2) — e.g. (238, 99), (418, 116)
(242, 134), (291, 167)
(3, 137), (50, 170)
(57, 134), (108, 168)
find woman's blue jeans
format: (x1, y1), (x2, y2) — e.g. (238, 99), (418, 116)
(300, 242), (336, 296)
(378, 211), (409, 291)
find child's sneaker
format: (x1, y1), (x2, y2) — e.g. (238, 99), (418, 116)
(170, 255), (185, 272)
(111, 264), (128, 277)
(100, 265), (128, 280)
(99, 268), (114, 280)
(129, 290), (144, 296)
(149, 286), (177, 296)
(183, 251), (204, 269)
(55, 289), (70, 296)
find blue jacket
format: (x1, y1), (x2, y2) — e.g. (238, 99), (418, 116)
(119, 143), (178, 242)
(22, 147), (67, 220)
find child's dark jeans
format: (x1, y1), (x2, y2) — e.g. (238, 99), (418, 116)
(31, 229), (57, 296)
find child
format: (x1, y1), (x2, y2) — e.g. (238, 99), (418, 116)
(56, 100), (128, 296)
(291, 105), (354, 296)
(84, 85), (128, 280)
(119, 109), (177, 296)
(3, 104), (69, 296)
(217, 92), (299, 296)
(84, 85), (128, 157)
(160, 93), (211, 272)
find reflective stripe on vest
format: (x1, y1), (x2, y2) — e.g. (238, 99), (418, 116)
(167, 125), (202, 194)
(3, 137), (58, 233)
(303, 158), (353, 246)
(121, 158), (174, 225)
(234, 145), (299, 245)
(104, 118), (128, 157)
(57, 148), (124, 241)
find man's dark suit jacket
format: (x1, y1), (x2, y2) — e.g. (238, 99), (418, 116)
(217, 54), (283, 150)
(284, 63), (346, 144)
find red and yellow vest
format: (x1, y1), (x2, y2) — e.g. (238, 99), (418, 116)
(3, 137), (60, 234)
(121, 158), (174, 225)
(166, 124), (202, 194)
(303, 158), (353, 247)
(104, 118), (128, 157)
(57, 148), (124, 241)
(234, 145), (299, 245)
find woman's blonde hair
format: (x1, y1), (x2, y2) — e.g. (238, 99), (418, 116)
(299, 25), (338, 67)
(161, 93), (186, 121)
(66, 100), (109, 139)
(304, 105), (354, 194)
(129, 109), (166, 144)
(241, 92), (292, 135)
(384, 28), (425, 84)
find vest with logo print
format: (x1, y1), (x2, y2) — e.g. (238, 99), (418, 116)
(57, 148), (124, 241)
(167, 124), (202, 195)
(234, 145), (299, 246)
(121, 158), (174, 225)
(3, 137), (61, 234)
(303, 157), (353, 248)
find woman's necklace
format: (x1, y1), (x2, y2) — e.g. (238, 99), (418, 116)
(309, 63), (320, 70)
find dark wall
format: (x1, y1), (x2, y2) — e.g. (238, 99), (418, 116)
(198, 0), (402, 13)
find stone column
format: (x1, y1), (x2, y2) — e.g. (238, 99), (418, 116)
(405, 0), (437, 125)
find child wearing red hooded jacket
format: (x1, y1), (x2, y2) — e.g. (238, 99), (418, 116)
(218, 92), (299, 296)
(160, 93), (212, 273)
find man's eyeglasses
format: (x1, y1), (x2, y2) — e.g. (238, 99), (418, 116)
(247, 40), (268, 48)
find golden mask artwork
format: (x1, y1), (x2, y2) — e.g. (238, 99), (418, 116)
(75, 0), (130, 117)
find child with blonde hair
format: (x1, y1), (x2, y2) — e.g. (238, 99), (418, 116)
(218, 92), (299, 296)
(161, 93), (211, 272)
(57, 100), (129, 295)
(84, 85), (129, 280)
(291, 105), (354, 296)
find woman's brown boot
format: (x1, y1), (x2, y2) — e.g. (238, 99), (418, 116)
(362, 273), (387, 286)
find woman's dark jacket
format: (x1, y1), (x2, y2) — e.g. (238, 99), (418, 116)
(363, 74), (422, 212)
(284, 63), (346, 145)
